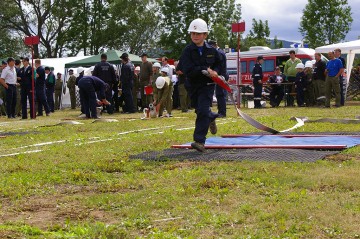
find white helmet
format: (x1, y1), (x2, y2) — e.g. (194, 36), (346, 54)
(169, 65), (176, 70)
(311, 60), (316, 65)
(77, 67), (85, 74)
(160, 67), (169, 75)
(188, 18), (208, 33)
(135, 66), (140, 71)
(305, 61), (313, 68)
(156, 77), (166, 89)
(153, 62), (161, 68)
(295, 63), (304, 69)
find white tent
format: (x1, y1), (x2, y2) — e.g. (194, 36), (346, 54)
(315, 39), (360, 96)
(34, 56), (91, 107)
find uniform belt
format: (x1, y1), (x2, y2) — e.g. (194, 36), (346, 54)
(254, 74), (260, 76)
(6, 83), (16, 86)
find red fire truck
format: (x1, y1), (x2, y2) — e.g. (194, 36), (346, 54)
(226, 46), (322, 86)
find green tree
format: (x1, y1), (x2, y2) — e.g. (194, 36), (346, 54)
(272, 35), (283, 49)
(107, 0), (161, 55)
(159, 0), (240, 59)
(299, 0), (353, 48)
(241, 18), (270, 51)
(1, 0), (80, 58)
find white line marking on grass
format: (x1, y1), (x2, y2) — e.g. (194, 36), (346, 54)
(0, 150), (43, 158)
(11, 140), (66, 150)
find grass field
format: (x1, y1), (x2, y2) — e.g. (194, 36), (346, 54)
(0, 104), (360, 238)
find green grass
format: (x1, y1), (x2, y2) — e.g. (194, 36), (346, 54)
(0, 104), (360, 238)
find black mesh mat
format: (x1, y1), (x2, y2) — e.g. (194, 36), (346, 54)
(130, 148), (340, 162)
(130, 132), (360, 162)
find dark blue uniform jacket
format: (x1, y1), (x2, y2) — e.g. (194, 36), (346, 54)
(179, 42), (222, 91)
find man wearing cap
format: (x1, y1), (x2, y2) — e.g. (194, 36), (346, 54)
(45, 66), (55, 112)
(18, 57), (35, 119)
(252, 56), (264, 108)
(92, 53), (116, 114)
(67, 69), (77, 109)
(139, 53), (153, 110)
(35, 59), (51, 116)
(54, 72), (65, 110)
(208, 39), (229, 117)
(179, 18), (222, 153)
(119, 53), (135, 113)
(284, 50), (302, 106)
(0, 57), (18, 118)
(14, 59), (22, 117)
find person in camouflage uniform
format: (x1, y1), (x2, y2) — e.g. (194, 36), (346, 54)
(67, 69), (77, 109)
(55, 72), (65, 110)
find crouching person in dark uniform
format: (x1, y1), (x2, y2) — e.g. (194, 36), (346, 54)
(252, 56), (264, 108)
(78, 76), (110, 119)
(268, 66), (285, 107)
(180, 18), (222, 153)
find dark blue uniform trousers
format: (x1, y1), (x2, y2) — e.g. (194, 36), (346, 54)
(78, 80), (98, 118)
(6, 84), (17, 118)
(192, 84), (218, 144)
(295, 85), (305, 106)
(253, 83), (263, 108)
(36, 87), (50, 115)
(21, 86), (34, 118)
(121, 85), (134, 113)
(215, 85), (227, 116)
(46, 87), (55, 112)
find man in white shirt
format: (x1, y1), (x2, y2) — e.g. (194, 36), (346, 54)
(0, 57), (18, 118)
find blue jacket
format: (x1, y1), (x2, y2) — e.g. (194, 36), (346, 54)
(120, 61), (134, 88)
(35, 66), (46, 89)
(93, 61), (116, 85)
(252, 63), (263, 85)
(19, 65), (33, 88)
(79, 76), (107, 100)
(179, 42), (221, 91)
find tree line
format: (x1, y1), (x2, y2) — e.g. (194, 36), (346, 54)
(0, 0), (352, 59)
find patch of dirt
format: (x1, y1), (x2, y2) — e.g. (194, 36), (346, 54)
(0, 187), (121, 230)
(0, 230), (23, 239)
(325, 151), (360, 162)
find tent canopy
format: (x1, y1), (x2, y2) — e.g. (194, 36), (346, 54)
(64, 50), (158, 68)
(315, 40), (360, 54)
(315, 39), (360, 95)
